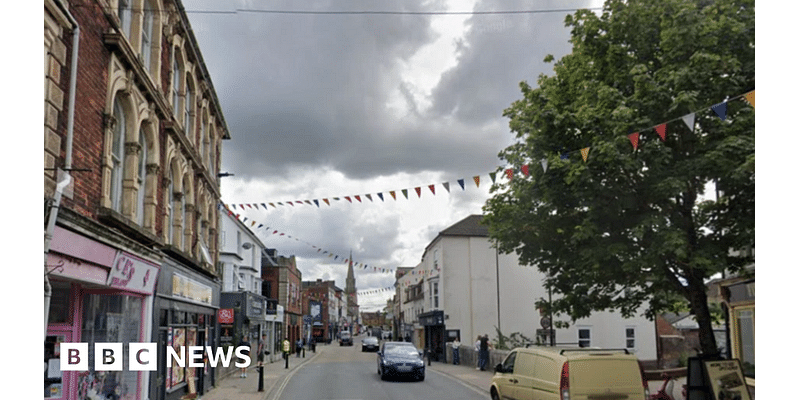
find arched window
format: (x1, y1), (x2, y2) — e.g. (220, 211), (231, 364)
(118, 0), (132, 38)
(141, 0), (154, 72)
(167, 167), (174, 244)
(136, 128), (148, 225)
(201, 113), (208, 164)
(180, 177), (187, 249)
(172, 52), (181, 117)
(111, 99), (126, 211)
(184, 77), (193, 136)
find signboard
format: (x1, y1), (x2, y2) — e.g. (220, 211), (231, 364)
(303, 315), (312, 324)
(107, 251), (160, 294)
(172, 273), (213, 305)
(218, 309), (234, 324)
(704, 359), (752, 400)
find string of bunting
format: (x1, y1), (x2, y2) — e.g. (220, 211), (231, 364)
(228, 90), (753, 210)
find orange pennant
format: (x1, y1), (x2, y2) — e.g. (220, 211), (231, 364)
(390, 191), (396, 200)
(744, 90), (754, 108)
(323, 198), (330, 206)
(581, 147), (590, 162)
(473, 176), (480, 187)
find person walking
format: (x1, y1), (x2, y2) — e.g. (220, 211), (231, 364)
(296, 338), (303, 357)
(238, 335), (251, 378)
(478, 334), (493, 371)
(452, 337), (461, 365)
(474, 336), (481, 370)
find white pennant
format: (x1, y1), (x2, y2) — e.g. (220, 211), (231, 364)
(682, 113), (696, 132)
(541, 158), (548, 173)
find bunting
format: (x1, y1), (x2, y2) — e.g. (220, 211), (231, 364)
(628, 133), (640, 150)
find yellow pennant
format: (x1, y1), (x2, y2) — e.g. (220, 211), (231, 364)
(581, 147), (590, 163)
(473, 175), (480, 187)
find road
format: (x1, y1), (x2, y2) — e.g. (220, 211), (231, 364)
(270, 338), (487, 400)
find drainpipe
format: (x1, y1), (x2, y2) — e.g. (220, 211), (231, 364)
(44, 0), (79, 341)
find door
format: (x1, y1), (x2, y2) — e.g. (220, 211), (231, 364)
(495, 351), (519, 400)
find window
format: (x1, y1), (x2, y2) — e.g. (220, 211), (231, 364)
(180, 179), (186, 249)
(118, 0), (132, 38)
(734, 308), (755, 378)
(167, 168), (174, 244)
(433, 282), (439, 309)
(136, 128), (147, 225)
(501, 351), (516, 373)
(184, 77), (193, 136)
(172, 54), (181, 117)
(578, 327), (591, 348)
(140, 0), (153, 71)
(110, 99), (126, 211)
(625, 327), (636, 349)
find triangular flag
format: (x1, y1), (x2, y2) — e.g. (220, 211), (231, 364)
(489, 172), (497, 183)
(711, 102), (727, 121)
(389, 191), (396, 200)
(682, 113), (696, 132)
(655, 124), (667, 142)
(628, 132), (640, 150)
(323, 198), (330, 206)
(457, 179), (465, 190)
(354, 195), (361, 203)
(521, 165), (529, 176)
(345, 196), (352, 203)
(743, 90), (754, 108)
(377, 193), (384, 201)
(442, 182), (450, 193)
(473, 176), (480, 187)
(287, 201), (293, 206)
(402, 189), (408, 199)
(541, 159), (548, 173)
(332, 197), (340, 201)
(429, 184), (435, 195)
(580, 147), (590, 162)
(270, 203), (276, 208)
(313, 199), (319, 207)
(365, 194), (373, 202)
(505, 169), (514, 180)
(231, 204), (237, 210)
(251, 221), (256, 227)
(415, 187), (422, 197)
(261, 203), (267, 209)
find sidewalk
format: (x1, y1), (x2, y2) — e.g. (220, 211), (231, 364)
(197, 350), (318, 400)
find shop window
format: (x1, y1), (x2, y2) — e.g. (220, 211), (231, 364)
(735, 309), (755, 378)
(172, 311), (186, 325)
(79, 293), (142, 400)
(45, 335), (66, 398)
(47, 281), (71, 324)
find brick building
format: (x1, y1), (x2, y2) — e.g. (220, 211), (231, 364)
(44, 1), (229, 399)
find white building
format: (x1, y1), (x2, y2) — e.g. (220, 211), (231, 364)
(415, 214), (657, 362)
(219, 211), (264, 293)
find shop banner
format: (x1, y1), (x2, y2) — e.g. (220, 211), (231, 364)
(107, 251), (160, 294)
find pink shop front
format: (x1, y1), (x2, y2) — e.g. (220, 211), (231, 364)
(45, 225), (160, 400)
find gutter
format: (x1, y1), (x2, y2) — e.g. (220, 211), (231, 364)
(44, 0), (79, 341)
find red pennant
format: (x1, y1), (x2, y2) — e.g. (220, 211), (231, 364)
(505, 169), (514, 180)
(628, 132), (640, 150)
(345, 196), (352, 203)
(428, 184), (435, 195)
(415, 187), (422, 197)
(655, 124), (667, 142)
(521, 165), (529, 176)
(354, 195), (361, 203)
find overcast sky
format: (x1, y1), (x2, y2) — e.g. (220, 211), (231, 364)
(182, 0), (603, 311)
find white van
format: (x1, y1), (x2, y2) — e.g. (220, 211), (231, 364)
(490, 346), (648, 400)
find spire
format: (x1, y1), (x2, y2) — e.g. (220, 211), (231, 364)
(345, 250), (355, 294)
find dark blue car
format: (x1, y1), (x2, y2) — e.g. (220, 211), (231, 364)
(377, 342), (425, 381)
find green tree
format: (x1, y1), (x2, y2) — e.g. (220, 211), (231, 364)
(483, 0), (754, 357)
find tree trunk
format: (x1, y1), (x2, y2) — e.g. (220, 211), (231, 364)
(687, 277), (720, 357)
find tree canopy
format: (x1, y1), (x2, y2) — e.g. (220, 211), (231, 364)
(482, 0), (754, 356)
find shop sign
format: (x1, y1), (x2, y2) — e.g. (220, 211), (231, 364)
(107, 251), (159, 294)
(218, 309), (234, 324)
(172, 273), (213, 305)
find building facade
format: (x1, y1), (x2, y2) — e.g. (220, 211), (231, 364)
(44, 1), (229, 399)
(409, 215), (657, 363)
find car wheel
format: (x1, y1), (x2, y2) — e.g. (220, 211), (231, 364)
(380, 367), (387, 381)
(418, 374), (425, 382)
(490, 388), (500, 400)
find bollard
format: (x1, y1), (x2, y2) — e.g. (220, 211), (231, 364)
(257, 364), (264, 392)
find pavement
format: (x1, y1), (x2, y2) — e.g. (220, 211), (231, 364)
(196, 338), (686, 400)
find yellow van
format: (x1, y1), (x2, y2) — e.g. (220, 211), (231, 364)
(489, 346), (649, 400)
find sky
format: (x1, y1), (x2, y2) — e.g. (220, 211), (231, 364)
(178, 0), (607, 312)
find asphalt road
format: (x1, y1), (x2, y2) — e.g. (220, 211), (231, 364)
(271, 339), (487, 400)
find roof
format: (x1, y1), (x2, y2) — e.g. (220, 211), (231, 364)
(439, 214), (488, 237)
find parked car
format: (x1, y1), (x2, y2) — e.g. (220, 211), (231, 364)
(339, 331), (353, 346)
(489, 346), (649, 400)
(361, 336), (379, 352)
(377, 341), (425, 381)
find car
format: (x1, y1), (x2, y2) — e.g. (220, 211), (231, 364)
(489, 346), (649, 400)
(377, 341), (425, 381)
(339, 331), (353, 346)
(361, 336), (379, 352)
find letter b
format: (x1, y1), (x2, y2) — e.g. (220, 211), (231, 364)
(95, 343), (123, 371)
(60, 343), (88, 371)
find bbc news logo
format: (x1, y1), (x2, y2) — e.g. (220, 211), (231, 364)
(60, 343), (251, 371)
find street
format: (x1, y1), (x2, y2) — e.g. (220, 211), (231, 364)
(270, 339), (487, 400)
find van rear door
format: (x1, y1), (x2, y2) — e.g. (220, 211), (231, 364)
(568, 357), (645, 400)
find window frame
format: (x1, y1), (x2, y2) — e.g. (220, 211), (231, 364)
(110, 99), (126, 212)
(577, 326), (592, 348)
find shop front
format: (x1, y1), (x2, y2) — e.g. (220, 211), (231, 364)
(219, 292), (269, 370)
(45, 225), (160, 400)
(419, 310), (446, 362)
(149, 258), (219, 400)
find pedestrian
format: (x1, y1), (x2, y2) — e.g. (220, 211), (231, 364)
(238, 335), (251, 378)
(296, 338), (303, 357)
(452, 337), (461, 365)
(478, 334), (493, 371)
(257, 334), (268, 366)
(282, 337), (291, 369)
